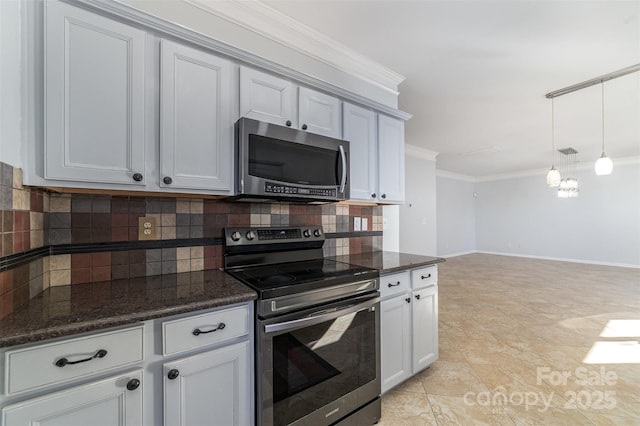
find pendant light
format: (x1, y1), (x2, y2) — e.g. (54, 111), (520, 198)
(546, 98), (561, 187)
(594, 82), (613, 175)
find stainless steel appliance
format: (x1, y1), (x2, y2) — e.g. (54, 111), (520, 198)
(224, 226), (381, 426)
(234, 118), (350, 203)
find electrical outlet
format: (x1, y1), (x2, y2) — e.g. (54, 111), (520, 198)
(361, 218), (368, 231)
(138, 217), (157, 240)
(353, 217), (361, 232)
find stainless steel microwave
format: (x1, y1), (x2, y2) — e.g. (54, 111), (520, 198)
(234, 118), (350, 203)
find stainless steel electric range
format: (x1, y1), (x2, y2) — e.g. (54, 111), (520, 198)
(224, 226), (381, 426)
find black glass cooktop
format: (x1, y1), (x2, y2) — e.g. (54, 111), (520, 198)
(226, 259), (378, 299)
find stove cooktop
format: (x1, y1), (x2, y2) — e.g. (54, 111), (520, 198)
(226, 259), (378, 299)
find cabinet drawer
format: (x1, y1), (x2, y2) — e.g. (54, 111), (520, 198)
(5, 325), (144, 395)
(162, 305), (249, 356)
(411, 266), (437, 289)
(380, 271), (410, 298)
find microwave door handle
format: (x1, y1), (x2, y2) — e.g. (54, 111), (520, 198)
(264, 296), (379, 334)
(339, 145), (347, 194)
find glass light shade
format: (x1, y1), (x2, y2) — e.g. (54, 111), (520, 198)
(566, 178), (578, 190)
(546, 167), (561, 187)
(559, 179), (568, 190)
(595, 153), (613, 175)
(557, 188), (569, 198)
(569, 189), (579, 198)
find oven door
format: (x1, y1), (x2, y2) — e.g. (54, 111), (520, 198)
(257, 293), (380, 426)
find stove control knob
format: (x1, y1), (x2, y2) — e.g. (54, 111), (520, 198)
(246, 231), (256, 241)
(313, 229), (322, 237)
(231, 231), (242, 242)
(303, 229), (311, 238)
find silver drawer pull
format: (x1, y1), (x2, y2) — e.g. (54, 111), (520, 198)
(55, 349), (107, 367)
(192, 323), (226, 336)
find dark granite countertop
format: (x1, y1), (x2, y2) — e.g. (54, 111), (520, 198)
(0, 270), (256, 348)
(330, 251), (445, 274)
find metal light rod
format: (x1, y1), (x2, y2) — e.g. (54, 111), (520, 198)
(545, 63), (640, 99)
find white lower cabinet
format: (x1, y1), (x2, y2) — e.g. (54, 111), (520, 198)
(380, 295), (412, 391)
(163, 341), (250, 426)
(2, 370), (143, 426)
(380, 266), (438, 394)
(0, 303), (253, 426)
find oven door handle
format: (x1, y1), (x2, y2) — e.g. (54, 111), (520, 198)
(264, 296), (379, 334)
(339, 145), (347, 194)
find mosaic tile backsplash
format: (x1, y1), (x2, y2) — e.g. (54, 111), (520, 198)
(0, 161), (383, 319)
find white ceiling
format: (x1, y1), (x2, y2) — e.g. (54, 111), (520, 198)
(263, 0), (640, 178)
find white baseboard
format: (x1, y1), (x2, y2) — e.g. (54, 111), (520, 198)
(439, 250), (478, 259)
(476, 251), (640, 269)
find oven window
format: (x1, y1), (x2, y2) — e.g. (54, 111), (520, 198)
(248, 134), (340, 186)
(271, 307), (376, 425)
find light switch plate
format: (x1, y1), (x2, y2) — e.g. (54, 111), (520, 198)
(361, 218), (368, 231)
(353, 217), (361, 232)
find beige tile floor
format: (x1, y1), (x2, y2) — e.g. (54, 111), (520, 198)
(379, 253), (640, 425)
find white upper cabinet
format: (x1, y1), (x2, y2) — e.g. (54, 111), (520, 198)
(298, 87), (341, 138)
(160, 40), (233, 192)
(44, 0), (146, 185)
(378, 115), (405, 203)
(239, 66), (296, 127)
(343, 102), (377, 201)
(239, 66), (341, 138)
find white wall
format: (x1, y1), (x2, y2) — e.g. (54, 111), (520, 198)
(382, 205), (399, 252)
(0, 0), (23, 168)
(436, 176), (476, 257)
(475, 162), (640, 267)
(399, 154), (437, 255)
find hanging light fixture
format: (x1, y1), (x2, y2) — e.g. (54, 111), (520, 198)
(546, 98), (561, 187)
(594, 82), (613, 175)
(557, 148), (579, 198)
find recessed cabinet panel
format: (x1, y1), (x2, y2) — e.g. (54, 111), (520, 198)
(299, 87), (341, 138)
(380, 296), (412, 393)
(2, 370), (143, 426)
(160, 40), (233, 192)
(5, 325), (144, 395)
(412, 286), (438, 372)
(343, 102), (377, 201)
(44, 0), (146, 185)
(239, 66), (296, 127)
(378, 115), (405, 203)
(164, 341), (250, 426)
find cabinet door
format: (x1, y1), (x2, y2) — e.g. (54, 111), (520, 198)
(239, 66), (296, 127)
(343, 102), (377, 201)
(164, 341), (250, 426)
(2, 370), (143, 425)
(298, 87), (341, 138)
(412, 285), (438, 372)
(380, 295), (412, 393)
(44, 0), (146, 185)
(377, 115), (405, 203)
(160, 40), (233, 192)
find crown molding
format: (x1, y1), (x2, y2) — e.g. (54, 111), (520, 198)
(184, 0), (405, 94)
(435, 169), (477, 182)
(476, 155), (640, 182)
(68, 0), (411, 121)
(437, 155), (640, 183)
(405, 144), (439, 161)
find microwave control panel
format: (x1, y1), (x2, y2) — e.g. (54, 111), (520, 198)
(264, 182), (336, 198)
